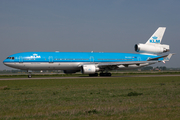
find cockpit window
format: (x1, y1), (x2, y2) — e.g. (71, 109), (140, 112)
(6, 57), (15, 60)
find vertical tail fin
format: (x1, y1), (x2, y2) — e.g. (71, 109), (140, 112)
(145, 27), (166, 44)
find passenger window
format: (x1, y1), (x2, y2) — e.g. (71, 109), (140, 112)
(12, 57), (14, 60)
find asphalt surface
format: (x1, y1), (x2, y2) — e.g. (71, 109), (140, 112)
(0, 74), (180, 80)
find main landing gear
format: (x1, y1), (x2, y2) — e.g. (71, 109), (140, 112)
(89, 73), (98, 77)
(89, 73), (112, 77)
(99, 73), (111, 76)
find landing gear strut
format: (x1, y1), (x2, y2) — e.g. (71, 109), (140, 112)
(88, 73), (112, 77)
(27, 70), (32, 78)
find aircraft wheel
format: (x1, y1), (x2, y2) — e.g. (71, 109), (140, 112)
(28, 75), (32, 78)
(100, 73), (111, 76)
(89, 73), (98, 77)
(108, 73), (112, 76)
(94, 73), (98, 76)
(99, 73), (104, 76)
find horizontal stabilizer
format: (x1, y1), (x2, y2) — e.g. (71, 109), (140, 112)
(147, 53), (175, 61)
(163, 53), (175, 61)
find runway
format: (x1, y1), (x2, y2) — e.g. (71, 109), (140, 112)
(0, 74), (180, 80)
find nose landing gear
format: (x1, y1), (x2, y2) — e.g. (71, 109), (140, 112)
(27, 70), (32, 78)
(28, 74), (32, 78)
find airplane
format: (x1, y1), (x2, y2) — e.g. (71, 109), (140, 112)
(3, 27), (174, 78)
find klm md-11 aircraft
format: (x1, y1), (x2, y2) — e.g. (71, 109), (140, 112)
(3, 27), (174, 78)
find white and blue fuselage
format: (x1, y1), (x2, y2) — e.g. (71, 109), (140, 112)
(3, 27), (173, 77)
(3, 52), (160, 71)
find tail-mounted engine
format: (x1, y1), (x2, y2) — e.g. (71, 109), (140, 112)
(134, 27), (170, 54)
(135, 43), (169, 54)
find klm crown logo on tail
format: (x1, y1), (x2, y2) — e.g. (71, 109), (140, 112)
(136, 27), (169, 54)
(149, 36), (161, 43)
(146, 27), (166, 44)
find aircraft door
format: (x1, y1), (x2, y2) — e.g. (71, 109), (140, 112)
(138, 57), (141, 61)
(19, 56), (23, 63)
(49, 56), (53, 63)
(90, 56), (94, 63)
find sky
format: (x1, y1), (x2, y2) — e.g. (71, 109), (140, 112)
(0, 0), (180, 70)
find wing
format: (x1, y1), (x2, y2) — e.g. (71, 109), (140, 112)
(97, 61), (158, 69)
(97, 53), (174, 69)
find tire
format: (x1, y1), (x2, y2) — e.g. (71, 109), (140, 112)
(89, 73), (98, 77)
(100, 73), (111, 76)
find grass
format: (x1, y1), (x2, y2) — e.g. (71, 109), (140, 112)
(0, 76), (180, 119)
(0, 73), (88, 78)
(0, 71), (180, 78)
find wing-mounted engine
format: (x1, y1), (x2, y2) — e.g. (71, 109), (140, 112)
(135, 43), (169, 54)
(135, 27), (170, 54)
(81, 64), (100, 74)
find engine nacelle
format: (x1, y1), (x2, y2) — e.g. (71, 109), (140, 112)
(135, 43), (169, 54)
(81, 65), (99, 74)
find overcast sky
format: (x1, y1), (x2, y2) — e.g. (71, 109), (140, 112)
(0, 0), (179, 70)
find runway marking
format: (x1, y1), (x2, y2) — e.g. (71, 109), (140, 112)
(0, 74), (180, 80)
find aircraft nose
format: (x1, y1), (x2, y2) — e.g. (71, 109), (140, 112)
(3, 59), (8, 66)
